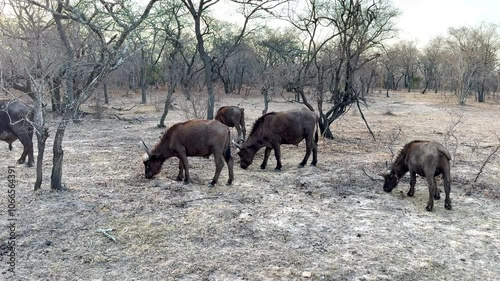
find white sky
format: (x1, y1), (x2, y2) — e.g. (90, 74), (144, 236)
(391, 0), (500, 46)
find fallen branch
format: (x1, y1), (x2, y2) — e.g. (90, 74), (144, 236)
(112, 114), (143, 123)
(474, 145), (500, 183)
(96, 228), (117, 242)
(112, 104), (137, 111)
(357, 99), (376, 141)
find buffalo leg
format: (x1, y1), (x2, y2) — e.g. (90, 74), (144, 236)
(260, 147), (272, 169)
(443, 169), (452, 210)
(299, 136), (313, 167)
(407, 171), (416, 197)
(210, 153), (224, 186)
(224, 148), (234, 185)
(17, 133), (33, 167)
(311, 142), (317, 166)
(425, 174), (436, 211)
(176, 160), (184, 181)
(433, 178), (441, 200)
(178, 155), (190, 184)
(273, 144), (282, 171)
(235, 124), (243, 140)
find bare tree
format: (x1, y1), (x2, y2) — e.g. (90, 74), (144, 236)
(394, 40), (419, 92)
(180, 0), (287, 119)
(19, 0), (160, 190)
(289, 0), (398, 138)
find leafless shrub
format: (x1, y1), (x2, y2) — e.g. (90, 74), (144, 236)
(382, 105), (396, 116)
(443, 111), (464, 165)
(386, 125), (403, 160)
(473, 135), (500, 183)
(179, 91), (219, 120)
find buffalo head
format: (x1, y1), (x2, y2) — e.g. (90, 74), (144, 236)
(233, 139), (255, 169)
(142, 141), (163, 179)
(380, 170), (398, 193)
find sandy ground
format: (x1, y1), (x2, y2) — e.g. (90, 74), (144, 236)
(1, 89), (499, 280)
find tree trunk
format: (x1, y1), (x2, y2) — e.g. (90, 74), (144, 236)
(33, 83), (47, 191)
(318, 115), (334, 139)
(50, 77), (61, 112)
(158, 87), (174, 128)
(194, 16), (215, 120)
(140, 49), (147, 104)
(421, 80), (429, 94)
(103, 78), (109, 104)
(237, 66), (244, 95)
(261, 87), (270, 115)
(34, 127), (48, 191)
(51, 109), (71, 190)
(478, 80), (485, 102)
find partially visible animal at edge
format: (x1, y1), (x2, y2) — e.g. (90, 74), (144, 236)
(142, 119), (234, 186)
(380, 140), (452, 211)
(215, 106), (246, 140)
(233, 108), (318, 171)
(0, 99), (34, 167)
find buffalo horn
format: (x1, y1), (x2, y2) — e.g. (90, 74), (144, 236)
(142, 140), (152, 157)
(232, 139), (242, 149)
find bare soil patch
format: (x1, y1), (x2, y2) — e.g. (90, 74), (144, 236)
(1, 90), (499, 280)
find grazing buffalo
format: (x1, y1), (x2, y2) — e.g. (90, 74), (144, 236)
(233, 108), (318, 170)
(0, 99), (34, 167)
(215, 106), (246, 140)
(380, 140), (452, 211)
(142, 119), (234, 186)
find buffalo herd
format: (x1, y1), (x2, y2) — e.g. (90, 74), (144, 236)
(0, 98), (452, 211)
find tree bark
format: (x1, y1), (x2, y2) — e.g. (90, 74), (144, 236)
(140, 48), (147, 104)
(51, 109), (71, 190)
(103, 78), (109, 104)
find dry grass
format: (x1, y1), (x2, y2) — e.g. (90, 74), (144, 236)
(1, 89), (499, 280)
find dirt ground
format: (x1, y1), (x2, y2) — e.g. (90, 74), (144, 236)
(1, 89), (500, 280)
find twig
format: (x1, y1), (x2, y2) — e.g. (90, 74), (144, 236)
(362, 167), (380, 182)
(474, 145), (500, 183)
(96, 228), (117, 242)
(170, 196), (220, 207)
(357, 99), (376, 141)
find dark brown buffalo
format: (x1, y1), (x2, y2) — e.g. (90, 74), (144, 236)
(215, 106), (246, 140)
(142, 119), (234, 186)
(233, 108), (318, 170)
(0, 99), (34, 167)
(381, 140), (452, 211)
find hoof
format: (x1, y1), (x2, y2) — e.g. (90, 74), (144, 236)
(260, 165), (266, 170)
(226, 181), (232, 186)
(274, 167), (281, 172)
(298, 164), (305, 168)
(208, 181), (216, 187)
(17, 159), (25, 164)
(434, 194), (441, 200)
(26, 162), (34, 168)
(425, 205), (433, 212)
(311, 162), (317, 167)
(175, 176), (183, 181)
(183, 180), (189, 185)
(445, 203), (452, 210)
(407, 191), (414, 197)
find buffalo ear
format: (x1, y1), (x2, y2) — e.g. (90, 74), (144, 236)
(378, 172), (387, 178)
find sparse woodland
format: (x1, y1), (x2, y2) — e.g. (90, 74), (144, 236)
(1, 0), (500, 279)
(1, 0), (499, 189)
